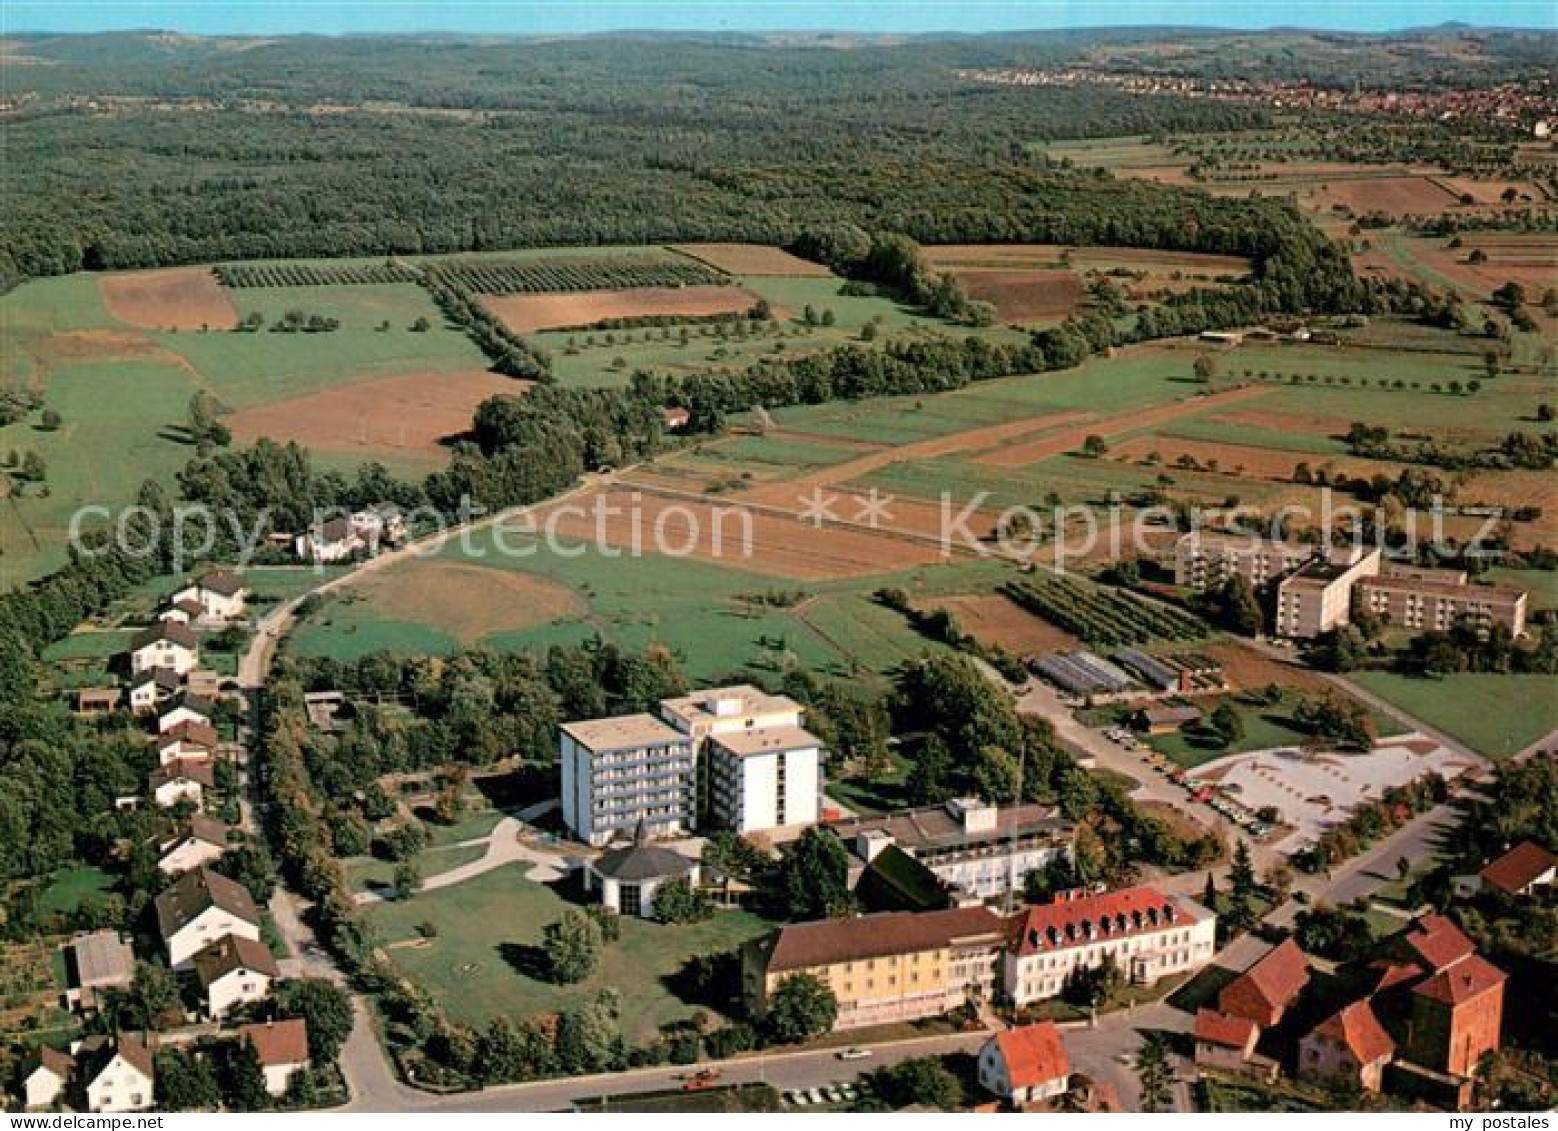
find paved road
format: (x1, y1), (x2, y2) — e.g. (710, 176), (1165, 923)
(352, 818), (570, 905)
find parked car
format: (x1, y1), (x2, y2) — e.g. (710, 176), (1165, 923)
(838, 1048), (873, 1061)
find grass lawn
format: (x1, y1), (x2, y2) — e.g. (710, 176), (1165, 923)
(824, 752), (912, 816)
(41, 629), (134, 663)
(1484, 566), (1558, 613)
(365, 863), (776, 1042)
(343, 843), (489, 895)
(35, 866), (116, 915)
(1145, 691), (1406, 769)
(1349, 671), (1558, 760)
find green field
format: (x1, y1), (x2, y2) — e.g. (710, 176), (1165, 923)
(365, 862), (775, 1041)
(343, 843), (489, 895)
(1350, 671), (1558, 760)
(1142, 691), (1406, 769)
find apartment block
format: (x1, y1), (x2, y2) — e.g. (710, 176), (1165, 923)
(1173, 531), (1325, 589)
(1274, 549), (1382, 638)
(560, 714), (696, 846)
(1357, 566), (1527, 637)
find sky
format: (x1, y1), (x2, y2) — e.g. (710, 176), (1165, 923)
(5, 1), (1555, 37)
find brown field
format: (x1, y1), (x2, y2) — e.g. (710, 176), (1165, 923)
(528, 487), (950, 580)
(1107, 436), (1408, 483)
(923, 593), (1081, 654)
(353, 560), (584, 643)
(953, 269), (1084, 323)
(100, 267), (238, 331)
(1136, 799), (1212, 842)
(1315, 176), (1459, 216)
(1203, 641), (1330, 694)
(227, 368), (526, 463)
(1433, 176), (1546, 206)
(670, 243), (832, 276)
(925, 244), (1249, 276)
(482, 285), (763, 334)
(1395, 237), (1556, 298)
(974, 385), (1270, 468)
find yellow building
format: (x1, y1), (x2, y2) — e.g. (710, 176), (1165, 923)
(745, 907), (1005, 1031)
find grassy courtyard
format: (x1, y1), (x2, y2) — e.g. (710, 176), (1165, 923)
(365, 862), (776, 1042)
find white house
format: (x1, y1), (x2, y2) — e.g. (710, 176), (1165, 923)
(295, 517), (363, 564)
(22, 1048), (73, 1109)
(349, 503), (408, 550)
(79, 1035), (154, 1114)
(978, 1020), (1071, 1106)
(157, 598), (205, 626)
(128, 622), (199, 676)
(582, 819), (701, 917)
(240, 1019), (310, 1097)
(192, 933), (280, 1017)
(149, 759), (215, 809)
(157, 815), (233, 876)
(155, 866), (262, 970)
(128, 667), (181, 714)
(1004, 886), (1217, 1006)
(155, 720), (220, 765)
(157, 693), (215, 734)
(171, 569), (249, 622)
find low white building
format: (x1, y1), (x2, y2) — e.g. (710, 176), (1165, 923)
(128, 667), (181, 714)
(171, 569), (249, 622)
(157, 815), (233, 876)
(155, 866), (262, 970)
(1004, 886), (1217, 1006)
(192, 933), (280, 1017)
(583, 820), (700, 917)
(22, 1048), (73, 1109)
(79, 1035), (154, 1114)
(978, 1020), (1071, 1106)
(240, 1019), (310, 1097)
(129, 622), (199, 676)
(149, 759), (215, 810)
(295, 517), (363, 564)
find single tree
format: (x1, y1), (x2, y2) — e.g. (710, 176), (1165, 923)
(542, 909), (604, 984)
(763, 973), (838, 1044)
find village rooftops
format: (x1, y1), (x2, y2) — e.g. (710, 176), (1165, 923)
(159, 720), (220, 748)
(154, 867), (260, 940)
(78, 1034), (154, 1083)
(830, 800), (1072, 855)
(166, 814), (233, 848)
(191, 933), (280, 986)
(659, 684), (802, 729)
(149, 760), (216, 790)
(1412, 954), (1507, 1006)
(561, 713), (687, 753)
(1400, 914), (1477, 973)
(130, 622), (199, 652)
(239, 1019), (309, 1068)
(1007, 887), (1208, 957)
(132, 668), (183, 692)
(70, 930), (135, 990)
(1311, 1000), (1394, 1065)
(1218, 938), (1310, 1021)
(1194, 1008), (1258, 1050)
(1480, 841), (1557, 895)
(196, 569), (247, 596)
(765, 906), (1005, 974)
(710, 725), (821, 758)
(993, 1020), (1070, 1089)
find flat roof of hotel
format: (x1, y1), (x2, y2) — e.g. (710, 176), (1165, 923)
(660, 684), (802, 726)
(711, 725), (821, 758)
(562, 713), (688, 752)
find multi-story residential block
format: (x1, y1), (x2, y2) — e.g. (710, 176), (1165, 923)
(1173, 531), (1332, 590)
(1356, 569), (1527, 637)
(745, 906), (1007, 1031)
(560, 714), (695, 847)
(1003, 886), (1216, 1006)
(831, 798), (1075, 903)
(1275, 550), (1382, 638)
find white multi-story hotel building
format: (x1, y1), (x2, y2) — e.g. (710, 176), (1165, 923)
(560, 715), (696, 846)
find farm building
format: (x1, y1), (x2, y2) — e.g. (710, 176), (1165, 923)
(1031, 651), (1139, 697)
(1135, 705), (1201, 735)
(65, 930), (135, 1013)
(1193, 1008), (1260, 1074)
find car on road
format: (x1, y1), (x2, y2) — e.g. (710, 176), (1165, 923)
(681, 1069), (722, 1091)
(837, 1047), (873, 1061)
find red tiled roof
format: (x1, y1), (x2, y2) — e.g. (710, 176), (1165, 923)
(1312, 1000), (1394, 1066)
(1007, 886), (1202, 957)
(766, 906), (1005, 973)
(1371, 961), (1425, 995)
(1220, 938), (1309, 1018)
(1480, 842), (1557, 895)
(240, 1018), (309, 1067)
(1195, 1008), (1257, 1050)
(1402, 915), (1476, 973)
(994, 1021), (1070, 1088)
(1412, 954), (1507, 1006)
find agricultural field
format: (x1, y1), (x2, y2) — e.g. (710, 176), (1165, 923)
(483, 285), (763, 335)
(99, 266), (238, 330)
(1002, 575), (1207, 647)
(364, 862), (776, 1042)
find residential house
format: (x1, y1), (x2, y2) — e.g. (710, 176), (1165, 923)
(171, 569), (249, 622)
(79, 1035), (155, 1113)
(832, 798), (1075, 903)
(73, 687), (122, 715)
(978, 1020), (1071, 1106)
(1299, 1000), (1395, 1092)
(240, 1019), (310, 1097)
(1217, 938), (1310, 1028)
(149, 758), (215, 809)
(156, 815), (234, 876)
(1003, 887), (1217, 1006)
(746, 906), (1006, 1032)
(295, 517), (363, 564)
(349, 503), (408, 550)
(128, 622), (199, 676)
(1193, 1008), (1260, 1074)
(1479, 841), (1557, 897)
(158, 693), (215, 734)
(155, 720), (220, 765)
(128, 667), (181, 714)
(65, 930), (135, 1013)
(22, 1048), (73, 1109)
(157, 598), (205, 625)
(192, 934), (280, 1018)
(155, 866), (262, 969)
(583, 819), (700, 917)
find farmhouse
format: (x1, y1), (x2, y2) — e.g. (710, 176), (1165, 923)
(295, 516), (363, 564)
(191, 933), (280, 1017)
(240, 1019), (310, 1097)
(171, 569), (249, 621)
(128, 622), (199, 675)
(128, 667), (181, 713)
(978, 1020), (1071, 1106)
(830, 798), (1075, 903)
(1217, 938), (1310, 1028)
(746, 906), (1006, 1032)
(1193, 1008), (1261, 1074)
(155, 866), (262, 969)
(73, 687), (122, 714)
(79, 1034), (155, 1114)
(1003, 887), (1217, 1006)
(156, 815), (233, 875)
(1300, 1000), (1395, 1092)
(582, 819), (700, 917)
(149, 758), (215, 809)
(1479, 841), (1557, 897)
(22, 1047), (73, 1109)
(64, 930), (135, 1013)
